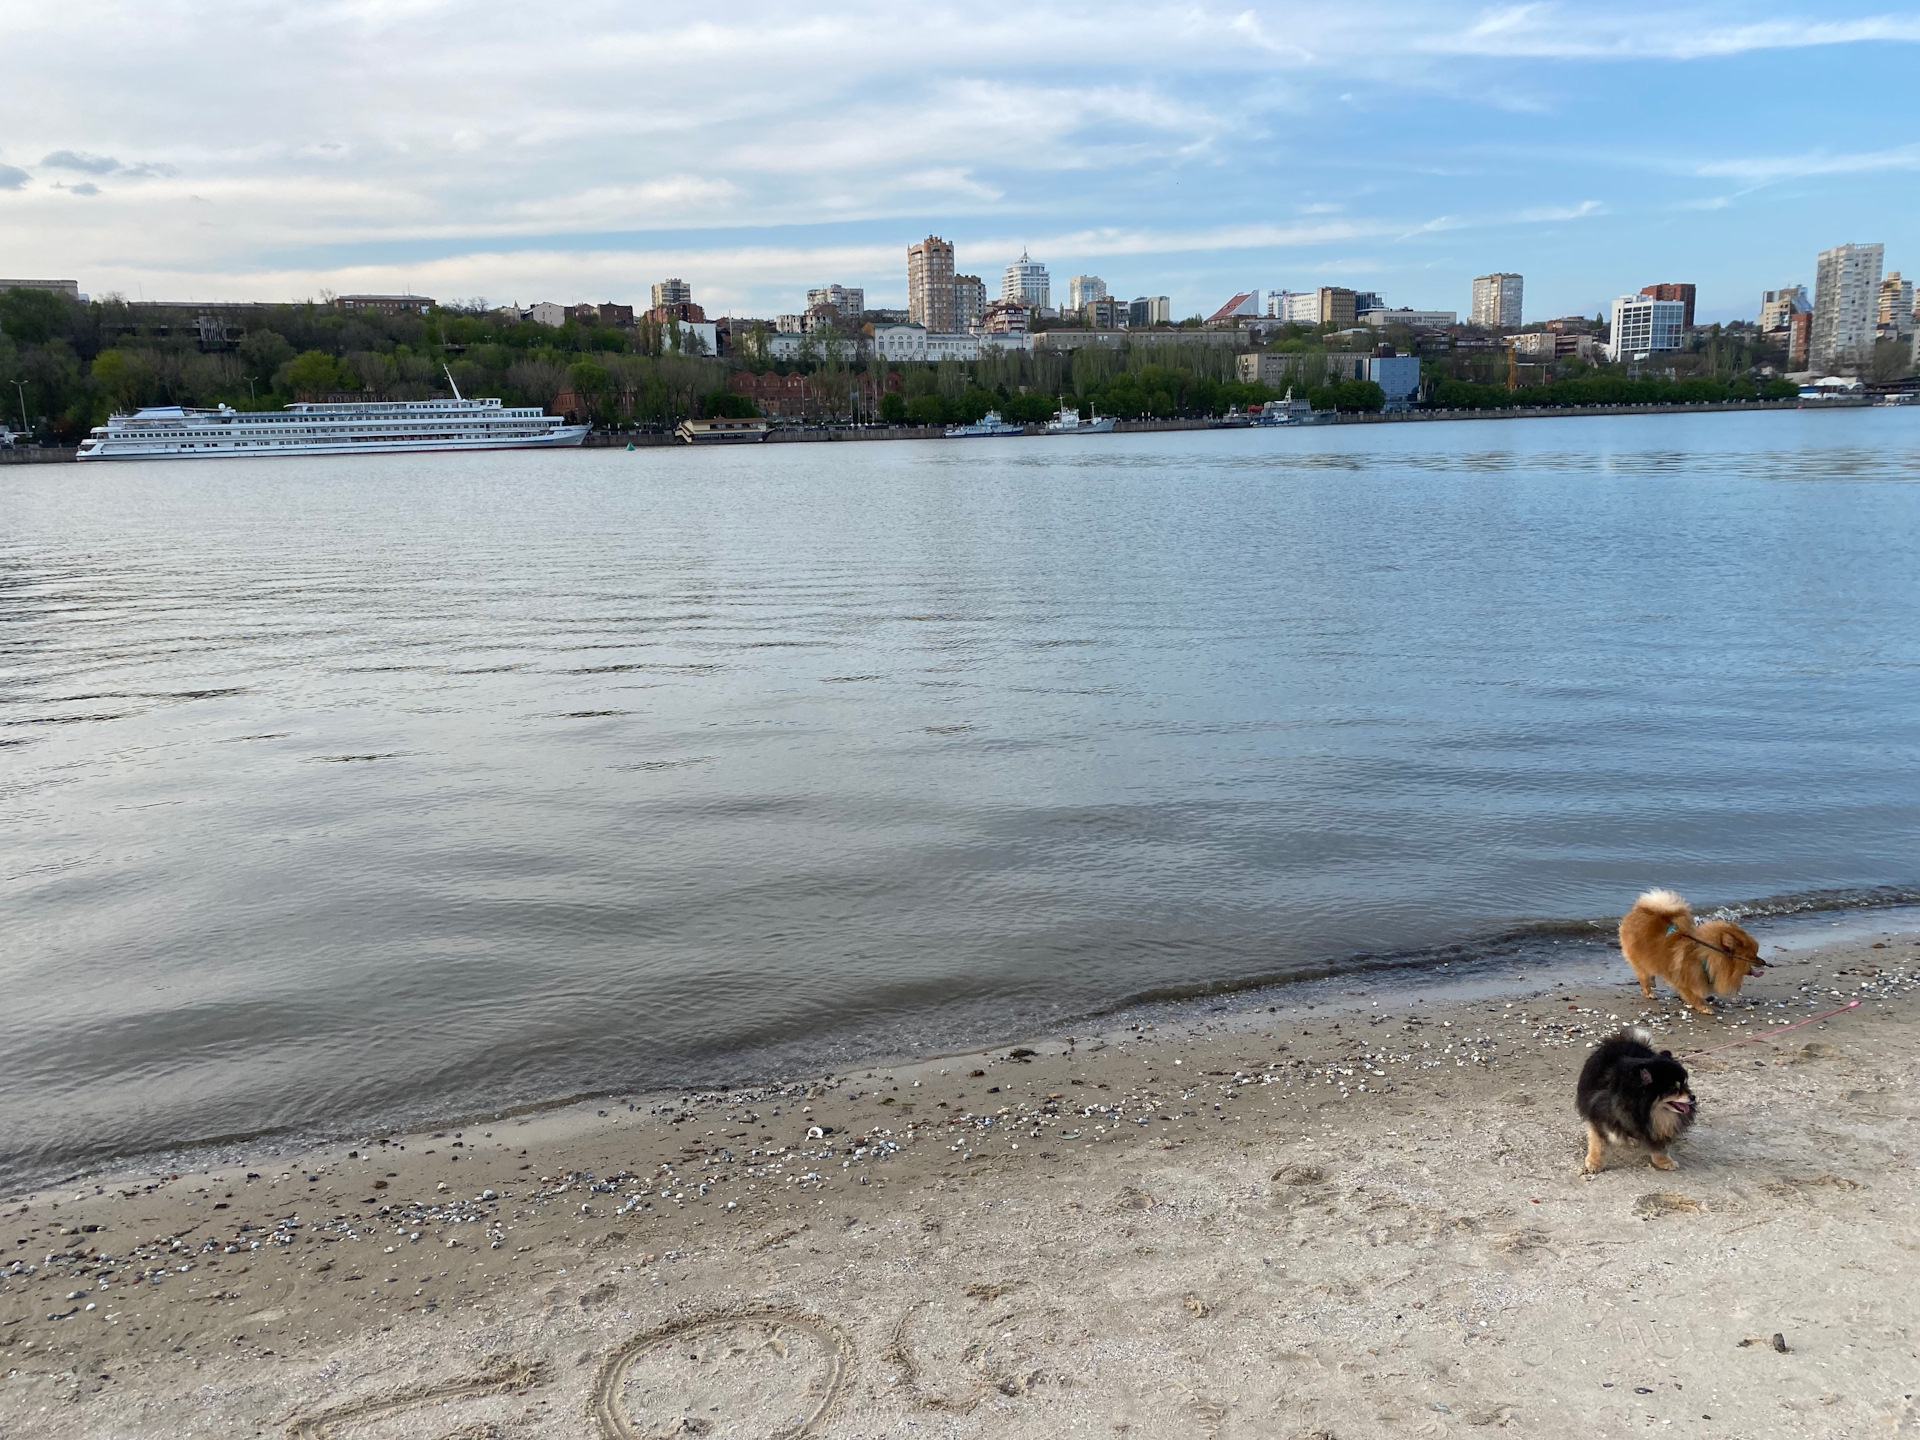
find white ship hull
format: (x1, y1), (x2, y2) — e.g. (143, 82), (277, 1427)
(77, 431), (590, 460)
(77, 395), (589, 462)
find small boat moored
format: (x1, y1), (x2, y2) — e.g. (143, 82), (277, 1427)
(944, 410), (1025, 438)
(1043, 404), (1116, 435)
(675, 417), (771, 443)
(1254, 388), (1329, 426)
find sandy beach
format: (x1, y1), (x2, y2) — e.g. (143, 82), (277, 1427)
(3, 922), (1916, 1439)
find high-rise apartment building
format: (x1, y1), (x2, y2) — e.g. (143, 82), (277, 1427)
(1638, 283), (1696, 330)
(1878, 272), (1914, 338)
(1606, 295), (1685, 361)
(806, 285), (865, 321)
(1812, 242), (1883, 371)
(908, 237), (956, 334)
(1066, 275), (1107, 311)
(1471, 273), (1523, 329)
(651, 278), (693, 309)
(952, 274), (986, 330)
(1002, 251), (1050, 310)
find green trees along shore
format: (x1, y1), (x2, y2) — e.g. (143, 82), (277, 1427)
(1, 285), (1800, 444)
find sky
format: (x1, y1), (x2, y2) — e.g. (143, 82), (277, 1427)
(2, 1), (1917, 325)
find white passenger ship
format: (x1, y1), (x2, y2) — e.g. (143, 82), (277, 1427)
(76, 378), (588, 461)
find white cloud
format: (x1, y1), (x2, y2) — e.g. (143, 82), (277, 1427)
(1425, 4), (1920, 59)
(1514, 199), (1607, 222)
(1694, 143), (1920, 183)
(0, 1), (1911, 313)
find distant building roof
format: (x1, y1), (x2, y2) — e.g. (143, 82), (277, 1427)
(1206, 292), (1260, 324)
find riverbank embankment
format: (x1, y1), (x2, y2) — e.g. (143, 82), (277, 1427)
(4, 397), (1867, 463)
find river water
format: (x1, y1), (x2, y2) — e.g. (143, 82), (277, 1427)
(3, 409), (1917, 1185)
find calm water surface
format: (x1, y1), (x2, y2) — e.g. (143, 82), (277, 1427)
(4, 409), (1918, 1184)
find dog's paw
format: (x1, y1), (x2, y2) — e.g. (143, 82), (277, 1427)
(1648, 1153), (1677, 1172)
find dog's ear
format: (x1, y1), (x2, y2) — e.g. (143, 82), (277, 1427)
(1659, 1050), (1673, 1058)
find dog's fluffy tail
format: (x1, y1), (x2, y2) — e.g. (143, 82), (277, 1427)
(1632, 889), (1691, 921)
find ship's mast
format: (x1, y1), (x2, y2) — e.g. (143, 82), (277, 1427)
(444, 364), (463, 402)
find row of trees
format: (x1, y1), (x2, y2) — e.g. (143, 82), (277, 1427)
(0, 286), (1818, 442)
(1427, 372), (1801, 410)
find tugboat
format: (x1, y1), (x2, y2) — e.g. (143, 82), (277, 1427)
(944, 409), (1025, 438)
(1043, 403), (1116, 435)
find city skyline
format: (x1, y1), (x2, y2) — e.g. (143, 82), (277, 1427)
(3, 3), (1919, 321)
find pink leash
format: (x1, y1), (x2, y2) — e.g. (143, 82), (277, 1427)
(1680, 999), (1861, 1061)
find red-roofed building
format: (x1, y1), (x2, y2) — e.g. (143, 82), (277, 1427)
(1206, 292), (1260, 326)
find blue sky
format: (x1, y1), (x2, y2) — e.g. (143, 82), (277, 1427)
(2, 2), (1916, 323)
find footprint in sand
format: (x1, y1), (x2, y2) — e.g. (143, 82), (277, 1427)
(589, 1310), (852, 1440)
(888, 1286), (1064, 1413)
(1633, 1192), (1703, 1218)
(284, 1356), (549, 1439)
(1760, 1173), (1864, 1204)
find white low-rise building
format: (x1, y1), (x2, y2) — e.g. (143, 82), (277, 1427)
(525, 301), (567, 327)
(1366, 308), (1457, 331)
(871, 323), (929, 362)
(870, 323), (982, 362)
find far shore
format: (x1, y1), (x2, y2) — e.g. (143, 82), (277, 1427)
(4, 395), (1875, 463)
(5, 921), (1915, 1438)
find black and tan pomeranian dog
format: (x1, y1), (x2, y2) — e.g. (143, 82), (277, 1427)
(1576, 1029), (1696, 1173)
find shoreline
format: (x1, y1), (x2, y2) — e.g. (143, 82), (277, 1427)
(7, 920), (1917, 1437)
(12, 892), (1916, 1201)
(3, 396), (1871, 463)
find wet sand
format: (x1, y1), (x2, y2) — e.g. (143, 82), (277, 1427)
(4, 926), (1917, 1439)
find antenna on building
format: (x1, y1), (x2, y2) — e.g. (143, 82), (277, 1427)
(444, 364), (462, 401)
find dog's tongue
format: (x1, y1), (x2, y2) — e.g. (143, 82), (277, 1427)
(1669, 1098), (1693, 1113)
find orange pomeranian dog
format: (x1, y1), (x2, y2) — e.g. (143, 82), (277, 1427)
(1618, 890), (1765, 1014)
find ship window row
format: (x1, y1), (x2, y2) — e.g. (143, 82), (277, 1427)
(129, 425), (553, 438)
